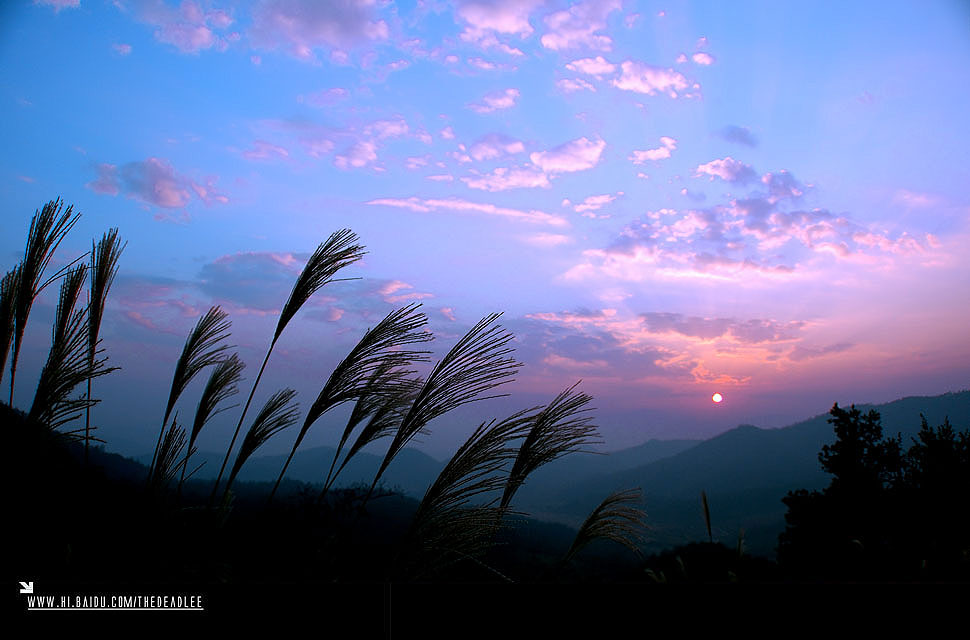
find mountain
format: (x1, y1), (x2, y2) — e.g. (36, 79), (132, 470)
(548, 390), (970, 556)
(147, 444), (445, 498)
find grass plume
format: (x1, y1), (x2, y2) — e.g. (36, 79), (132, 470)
(179, 353), (245, 490)
(0, 266), (21, 386)
(368, 313), (521, 501)
(395, 410), (534, 580)
(563, 488), (646, 565)
(271, 303), (431, 500)
(223, 388), (299, 501)
(148, 306), (231, 481)
(148, 418), (188, 492)
(10, 198), (82, 404)
(501, 382), (599, 510)
(29, 264), (114, 433)
(85, 228), (125, 459)
(213, 230), (364, 502)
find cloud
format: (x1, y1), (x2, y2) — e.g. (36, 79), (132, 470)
(565, 56), (616, 76)
(695, 157), (757, 184)
(86, 157), (228, 209)
(113, 43), (133, 56)
(762, 171), (805, 202)
(35, 0), (79, 12)
(540, 0), (622, 51)
(334, 140), (378, 169)
(299, 87), (350, 107)
(457, 0), (542, 37)
(367, 196), (568, 226)
(467, 133), (526, 161)
(573, 192), (621, 213)
(468, 88), (520, 113)
(718, 125), (758, 147)
(788, 342), (853, 362)
(530, 136), (605, 173)
(613, 60), (690, 97)
(521, 232), (572, 247)
(629, 136), (677, 164)
(131, 0), (236, 54)
(894, 189), (941, 208)
(242, 140), (290, 161)
(250, 0), (389, 60)
(462, 166), (551, 191)
(691, 52), (715, 65)
(197, 252), (304, 313)
(556, 78), (596, 93)
(364, 117), (410, 139)
(641, 312), (803, 344)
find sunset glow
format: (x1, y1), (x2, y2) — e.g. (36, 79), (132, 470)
(2, 1), (968, 456)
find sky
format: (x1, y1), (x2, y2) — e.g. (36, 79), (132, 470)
(1, 0), (969, 459)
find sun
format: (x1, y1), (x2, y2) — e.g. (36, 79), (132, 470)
(712, 392), (723, 403)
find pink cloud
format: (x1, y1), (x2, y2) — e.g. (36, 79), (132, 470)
(629, 136), (677, 164)
(695, 157), (757, 183)
(426, 174), (455, 182)
(113, 43), (133, 56)
(334, 140), (378, 169)
(468, 88), (520, 113)
(565, 56), (616, 76)
(467, 133), (525, 161)
(540, 0), (622, 51)
(86, 157), (228, 210)
(440, 307), (457, 322)
(299, 87), (350, 107)
(613, 60), (690, 97)
(556, 78), (596, 93)
(131, 1), (236, 54)
(457, 0), (542, 39)
(250, 0), (389, 60)
(440, 126), (456, 140)
(242, 140), (290, 161)
(35, 0), (79, 12)
(461, 166), (551, 191)
(522, 233), (572, 247)
(692, 52), (715, 65)
(574, 192), (621, 213)
(367, 196), (568, 226)
(894, 189), (941, 208)
(530, 136), (606, 173)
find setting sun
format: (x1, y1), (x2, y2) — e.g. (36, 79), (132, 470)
(712, 393), (723, 403)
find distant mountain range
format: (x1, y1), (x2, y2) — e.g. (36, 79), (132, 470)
(168, 390), (969, 557)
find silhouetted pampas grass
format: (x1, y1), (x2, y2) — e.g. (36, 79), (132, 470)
(563, 488), (646, 565)
(501, 382), (599, 510)
(0, 266), (21, 386)
(29, 264), (114, 433)
(223, 388), (299, 501)
(179, 353), (245, 490)
(85, 228), (125, 459)
(148, 306), (231, 482)
(9, 198), (81, 403)
(212, 229), (365, 501)
(149, 418), (188, 492)
(270, 303), (432, 500)
(368, 313), (521, 502)
(395, 410), (534, 580)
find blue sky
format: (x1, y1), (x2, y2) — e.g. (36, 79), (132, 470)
(2, 0), (968, 458)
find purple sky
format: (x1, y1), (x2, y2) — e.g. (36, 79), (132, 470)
(2, 0), (969, 458)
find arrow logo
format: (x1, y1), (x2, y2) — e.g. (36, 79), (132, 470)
(19, 582), (33, 594)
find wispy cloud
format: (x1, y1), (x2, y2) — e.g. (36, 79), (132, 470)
(695, 157), (757, 184)
(367, 196), (568, 226)
(250, 0), (388, 60)
(530, 136), (606, 173)
(87, 157), (228, 209)
(468, 88), (520, 113)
